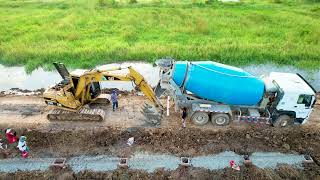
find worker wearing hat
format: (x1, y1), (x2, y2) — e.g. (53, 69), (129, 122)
(5, 128), (18, 144)
(17, 136), (29, 158)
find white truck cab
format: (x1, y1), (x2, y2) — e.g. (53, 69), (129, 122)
(269, 72), (317, 124)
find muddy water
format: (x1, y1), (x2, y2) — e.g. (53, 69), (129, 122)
(0, 63), (159, 91)
(0, 65), (60, 91)
(0, 63), (319, 91)
(0, 151), (306, 173)
(243, 64), (320, 91)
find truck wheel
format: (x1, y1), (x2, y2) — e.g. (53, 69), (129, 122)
(211, 113), (230, 126)
(273, 115), (293, 127)
(191, 112), (209, 126)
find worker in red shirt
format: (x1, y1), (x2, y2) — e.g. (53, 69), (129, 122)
(5, 128), (18, 144)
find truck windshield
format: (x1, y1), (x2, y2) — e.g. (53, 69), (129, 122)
(297, 94), (313, 107)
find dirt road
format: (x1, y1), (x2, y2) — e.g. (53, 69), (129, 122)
(0, 94), (320, 179)
(2, 94), (319, 129)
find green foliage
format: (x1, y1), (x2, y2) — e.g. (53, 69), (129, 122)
(129, 0), (138, 4)
(272, 0), (282, 3)
(0, 0), (319, 71)
(98, 0), (116, 7)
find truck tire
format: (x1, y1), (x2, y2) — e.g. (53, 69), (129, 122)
(273, 115), (293, 127)
(191, 112), (209, 126)
(211, 113), (230, 126)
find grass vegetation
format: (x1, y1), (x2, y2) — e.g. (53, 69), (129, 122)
(0, 0), (319, 72)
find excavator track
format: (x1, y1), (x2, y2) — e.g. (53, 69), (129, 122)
(47, 108), (105, 121)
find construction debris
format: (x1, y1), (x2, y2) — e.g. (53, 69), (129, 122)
(229, 160), (240, 171)
(127, 137), (134, 146)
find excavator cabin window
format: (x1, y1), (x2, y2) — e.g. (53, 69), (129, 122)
(89, 82), (101, 99)
(71, 77), (79, 94)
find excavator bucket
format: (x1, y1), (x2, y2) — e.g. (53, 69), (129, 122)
(53, 62), (70, 81)
(141, 102), (163, 126)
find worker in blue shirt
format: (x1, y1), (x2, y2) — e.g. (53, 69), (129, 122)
(111, 90), (118, 111)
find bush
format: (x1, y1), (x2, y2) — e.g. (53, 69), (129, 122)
(97, 0), (116, 7)
(205, 0), (217, 4)
(129, 0), (138, 4)
(272, 0), (282, 3)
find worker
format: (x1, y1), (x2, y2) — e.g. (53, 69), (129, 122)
(181, 107), (187, 128)
(111, 90), (118, 111)
(5, 128), (18, 144)
(17, 136), (29, 158)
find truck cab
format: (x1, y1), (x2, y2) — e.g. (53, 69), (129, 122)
(269, 72), (317, 124)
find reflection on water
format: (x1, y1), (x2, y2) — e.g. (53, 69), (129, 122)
(0, 65), (60, 91)
(0, 63), (159, 91)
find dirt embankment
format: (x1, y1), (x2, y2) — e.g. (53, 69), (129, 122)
(1, 164), (320, 180)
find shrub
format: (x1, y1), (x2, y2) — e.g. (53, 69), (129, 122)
(97, 0), (116, 7)
(129, 0), (138, 4)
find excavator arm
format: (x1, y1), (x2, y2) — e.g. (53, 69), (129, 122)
(98, 67), (164, 125)
(101, 67), (163, 108)
(44, 63), (163, 125)
(74, 66), (163, 109)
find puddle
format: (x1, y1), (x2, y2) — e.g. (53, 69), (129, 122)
(0, 151), (307, 173)
(0, 63), (319, 91)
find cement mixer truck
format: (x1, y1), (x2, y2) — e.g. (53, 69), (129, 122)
(155, 59), (317, 127)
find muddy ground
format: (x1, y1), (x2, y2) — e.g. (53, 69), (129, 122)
(0, 92), (319, 179)
(1, 164), (320, 180)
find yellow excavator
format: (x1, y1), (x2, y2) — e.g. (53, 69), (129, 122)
(43, 62), (163, 125)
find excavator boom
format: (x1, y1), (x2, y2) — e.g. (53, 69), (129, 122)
(43, 63), (163, 125)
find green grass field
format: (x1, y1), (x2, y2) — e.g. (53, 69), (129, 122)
(0, 0), (319, 72)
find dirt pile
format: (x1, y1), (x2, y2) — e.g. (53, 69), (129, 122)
(101, 88), (131, 95)
(0, 88), (44, 97)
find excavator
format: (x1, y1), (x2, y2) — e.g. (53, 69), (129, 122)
(43, 62), (163, 125)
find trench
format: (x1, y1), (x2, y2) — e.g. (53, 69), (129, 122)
(0, 151), (307, 173)
(1, 63), (319, 91)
